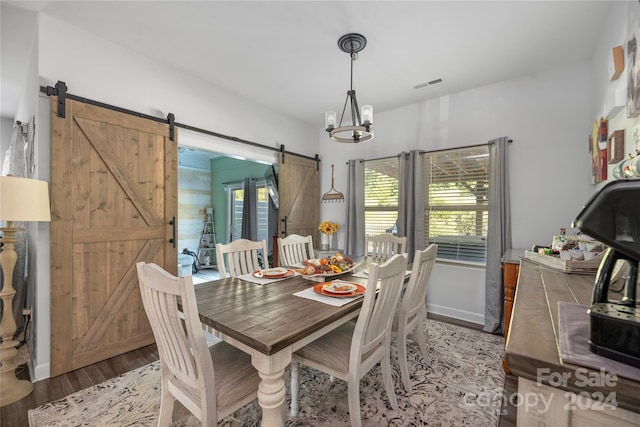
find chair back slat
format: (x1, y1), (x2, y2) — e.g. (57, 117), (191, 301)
(403, 244), (438, 320)
(366, 234), (407, 261)
(216, 239), (268, 278)
(277, 234), (315, 266)
(136, 262), (215, 404)
(352, 254), (407, 364)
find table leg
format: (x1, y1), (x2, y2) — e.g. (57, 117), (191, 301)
(251, 349), (291, 427)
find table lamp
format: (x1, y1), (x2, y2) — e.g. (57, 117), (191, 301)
(0, 175), (51, 406)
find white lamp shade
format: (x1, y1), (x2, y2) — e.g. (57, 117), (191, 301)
(0, 176), (51, 222)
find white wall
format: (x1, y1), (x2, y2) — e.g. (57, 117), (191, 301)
(319, 61), (594, 325)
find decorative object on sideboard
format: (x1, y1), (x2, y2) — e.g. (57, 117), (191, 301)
(325, 33), (374, 143)
(318, 220), (339, 251)
(0, 176), (51, 406)
(321, 164), (344, 203)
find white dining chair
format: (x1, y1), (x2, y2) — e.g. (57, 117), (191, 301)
(277, 234), (315, 266)
(216, 239), (268, 278)
(289, 254), (408, 427)
(366, 233), (407, 261)
(392, 244), (438, 392)
(136, 262), (259, 426)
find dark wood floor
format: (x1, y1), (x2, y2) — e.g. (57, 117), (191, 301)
(0, 344), (159, 427)
(1, 317), (517, 426)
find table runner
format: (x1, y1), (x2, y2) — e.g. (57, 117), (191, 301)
(558, 301), (640, 382)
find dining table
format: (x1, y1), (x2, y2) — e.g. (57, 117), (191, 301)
(192, 261), (377, 426)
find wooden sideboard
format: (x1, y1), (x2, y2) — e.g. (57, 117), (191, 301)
(501, 249), (526, 374)
(505, 259), (640, 426)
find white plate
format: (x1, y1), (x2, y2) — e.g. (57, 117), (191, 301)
(257, 267), (289, 277)
(322, 282), (358, 294)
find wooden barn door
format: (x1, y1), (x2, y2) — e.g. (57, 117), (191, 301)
(278, 153), (319, 241)
(49, 97), (177, 376)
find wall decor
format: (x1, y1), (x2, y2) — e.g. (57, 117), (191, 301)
(627, 1), (640, 117)
(607, 129), (625, 164)
(589, 119), (608, 184)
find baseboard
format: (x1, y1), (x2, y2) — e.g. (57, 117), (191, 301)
(32, 361), (50, 382)
(427, 303), (484, 329)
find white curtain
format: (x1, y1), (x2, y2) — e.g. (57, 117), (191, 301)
(484, 137), (512, 334)
(398, 150), (425, 261)
(346, 160), (365, 257)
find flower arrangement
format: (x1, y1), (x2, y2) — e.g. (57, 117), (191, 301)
(318, 221), (339, 235)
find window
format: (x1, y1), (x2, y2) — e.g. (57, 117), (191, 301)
(364, 157), (399, 237)
(424, 146), (490, 264)
(226, 179), (270, 243)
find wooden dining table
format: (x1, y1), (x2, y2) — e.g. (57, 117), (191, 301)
(192, 265), (371, 426)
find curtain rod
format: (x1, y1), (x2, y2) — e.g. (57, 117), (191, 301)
(39, 81), (319, 163)
(348, 138), (513, 163)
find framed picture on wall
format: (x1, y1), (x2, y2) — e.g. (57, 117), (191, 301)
(627, 1), (640, 118)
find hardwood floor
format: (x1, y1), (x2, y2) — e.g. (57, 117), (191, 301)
(0, 344), (159, 427)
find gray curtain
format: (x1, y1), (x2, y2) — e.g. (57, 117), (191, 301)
(241, 177), (258, 241)
(398, 150), (425, 261)
(267, 195), (278, 254)
(484, 137), (512, 334)
(346, 160), (365, 257)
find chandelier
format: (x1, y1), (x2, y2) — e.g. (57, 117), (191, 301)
(325, 33), (374, 143)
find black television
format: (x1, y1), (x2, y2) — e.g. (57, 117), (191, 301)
(265, 165), (279, 209)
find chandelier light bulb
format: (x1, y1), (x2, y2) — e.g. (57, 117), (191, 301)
(325, 111), (337, 130)
(361, 105), (373, 125)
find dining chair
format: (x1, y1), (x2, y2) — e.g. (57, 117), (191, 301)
(136, 262), (259, 426)
(289, 254), (408, 427)
(392, 243), (438, 392)
(215, 238), (268, 278)
(277, 234), (315, 266)
(366, 233), (407, 261)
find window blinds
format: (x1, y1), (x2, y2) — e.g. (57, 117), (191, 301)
(423, 146), (490, 263)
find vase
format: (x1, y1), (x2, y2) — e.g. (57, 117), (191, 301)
(320, 233), (330, 250)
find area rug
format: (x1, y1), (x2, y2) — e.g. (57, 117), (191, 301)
(28, 319), (504, 426)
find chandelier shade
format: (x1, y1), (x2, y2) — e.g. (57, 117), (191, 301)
(325, 33), (374, 143)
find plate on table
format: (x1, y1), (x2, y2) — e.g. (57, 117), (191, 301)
(313, 282), (365, 298)
(253, 267), (294, 279)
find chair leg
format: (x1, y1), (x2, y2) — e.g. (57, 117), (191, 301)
(157, 381), (175, 426)
(290, 359), (300, 416)
(381, 352), (399, 410)
(397, 330), (412, 392)
(414, 319), (430, 366)
(347, 374), (362, 427)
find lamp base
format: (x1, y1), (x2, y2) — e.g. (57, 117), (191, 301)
(0, 372), (33, 407)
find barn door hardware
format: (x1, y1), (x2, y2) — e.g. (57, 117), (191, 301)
(169, 217), (176, 247)
(280, 144), (285, 163)
(315, 154), (320, 171)
(281, 215), (288, 236)
(40, 81), (68, 118)
(167, 113), (175, 141)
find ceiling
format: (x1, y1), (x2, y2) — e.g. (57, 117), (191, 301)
(4, 1), (612, 130)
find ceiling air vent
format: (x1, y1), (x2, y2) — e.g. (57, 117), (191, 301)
(414, 78), (444, 90)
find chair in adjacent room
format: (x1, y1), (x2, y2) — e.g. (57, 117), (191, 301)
(277, 234), (315, 266)
(215, 238), (268, 278)
(289, 254), (408, 427)
(366, 233), (407, 261)
(136, 262), (259, 426)
(392, 243), (438, 392)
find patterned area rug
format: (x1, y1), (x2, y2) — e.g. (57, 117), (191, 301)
(28, 319), (504, 426)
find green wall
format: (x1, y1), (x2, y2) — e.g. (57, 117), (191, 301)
(210, 157), (273, 245)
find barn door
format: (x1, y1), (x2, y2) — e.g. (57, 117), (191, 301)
(49, 97), (177, 376)
(278, 153), (319, 242)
